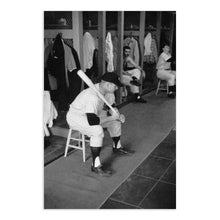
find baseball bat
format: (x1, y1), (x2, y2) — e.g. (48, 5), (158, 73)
(77, 70), (119, 116)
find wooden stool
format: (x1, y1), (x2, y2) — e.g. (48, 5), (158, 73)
(155, 79), (169, 96)
(64, 128), (90, 162)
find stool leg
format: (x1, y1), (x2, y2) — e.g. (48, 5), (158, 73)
(156, 80), (161, 96)
(64, 129), (72, 157)
(82, 134), (86, 162)
(78, 131), (81, 147)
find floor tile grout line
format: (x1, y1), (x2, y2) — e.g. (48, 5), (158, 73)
(44, 147), (65, 156)
(149, 154), (174, 161)
(105, 197), (141, 209)
(159, 160), (176, 181)
(158, 179), (176, 186)
(44, 149), (77, 167)
(137, 159), (176, 207)
(97, 130), (174, 209)
(137, 181), (160, 207)
(157, 160), (175, 181)
(132, 173), (176, 186)
(99, 132), (176, 209)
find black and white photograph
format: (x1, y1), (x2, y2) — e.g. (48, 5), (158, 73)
(44, 11), (176, 209)
(1, 0), (220, 218)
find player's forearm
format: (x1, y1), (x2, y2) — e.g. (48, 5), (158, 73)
(99, 115), (117, 124)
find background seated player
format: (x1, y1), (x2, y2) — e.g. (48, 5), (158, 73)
(121, 46), (147, 103)
(156, 44), (176, 98)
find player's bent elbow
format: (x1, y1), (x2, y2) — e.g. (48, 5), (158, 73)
(86, 113), (100, 125)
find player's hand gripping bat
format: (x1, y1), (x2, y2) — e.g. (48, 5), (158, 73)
(77, 70), (125, 123)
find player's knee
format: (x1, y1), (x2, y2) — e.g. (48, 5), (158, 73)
(93, 125), (104, 137)
(90, 126), (104, 147)
(90, 136), (103, 147)
(133, 69), (141, 79)
(114, 121), (121, 134)
(108, 121), (121, 136)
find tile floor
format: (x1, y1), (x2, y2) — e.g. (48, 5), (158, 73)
(100, 130), (176, 209)
(44, 127), (176, 209)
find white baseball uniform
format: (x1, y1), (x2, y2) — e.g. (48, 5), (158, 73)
(156, 52), (176, 86)
(121, 57), (142, 94)
(66, 83), (121, 147)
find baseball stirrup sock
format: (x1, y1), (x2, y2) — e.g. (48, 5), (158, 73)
(90, 147), (101, 167)
(169, 86), (175, 93)
(134, 93), (141, 100)
(112, 136), (121, 149)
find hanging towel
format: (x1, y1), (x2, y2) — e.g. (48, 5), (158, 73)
(83, 32), (96, 72)
(144, 33), (152, 56)
(105, 32), (114, 72)
(43, 91), (58, 136)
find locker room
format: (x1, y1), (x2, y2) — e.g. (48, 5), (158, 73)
(44, 11), (176, 209)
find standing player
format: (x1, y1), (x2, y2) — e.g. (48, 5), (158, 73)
(66, 72), (128, 177)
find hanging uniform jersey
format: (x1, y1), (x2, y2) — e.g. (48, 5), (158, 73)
(144, 33), (152, 55)
(83, 32), (96, 72)
(144, 34), (158, 63)
(105, 32), (114, 72)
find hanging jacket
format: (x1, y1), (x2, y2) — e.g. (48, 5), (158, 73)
(83, 32), (96, 72)
(112, 35), (119, 70)
(47, 34), (69, 111)
(124, 37), (140, 65)
(44, 42), (54, 91)
(65, 43), (81, 69)
(105, 32), (114, 72)
(144, 35), (158, 64)
(65, 43), (82, 103)
(62, 42), (76, 88)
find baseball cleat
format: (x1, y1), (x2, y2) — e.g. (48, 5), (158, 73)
(167, 93), (175, 99)
(113, 147), (132, 155)
(135, 97), (147, 103)
(91, 165), (112, 177)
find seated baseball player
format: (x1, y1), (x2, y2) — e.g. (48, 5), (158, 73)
(156, 44), (176, 98)
(121, 46), (147, 103)
(66, 72), (129, 177)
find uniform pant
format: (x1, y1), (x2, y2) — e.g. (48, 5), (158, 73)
(66, 110), (121, 147)
(121, 68), (141, 94)
(157, 70), (176, 86)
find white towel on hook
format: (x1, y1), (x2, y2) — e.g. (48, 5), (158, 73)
(105, 32), (114, 72)
(144, 33), (152, 56)
(83, 32), (96, 72)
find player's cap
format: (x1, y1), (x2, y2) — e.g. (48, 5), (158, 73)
(101, 72), (123, 87)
